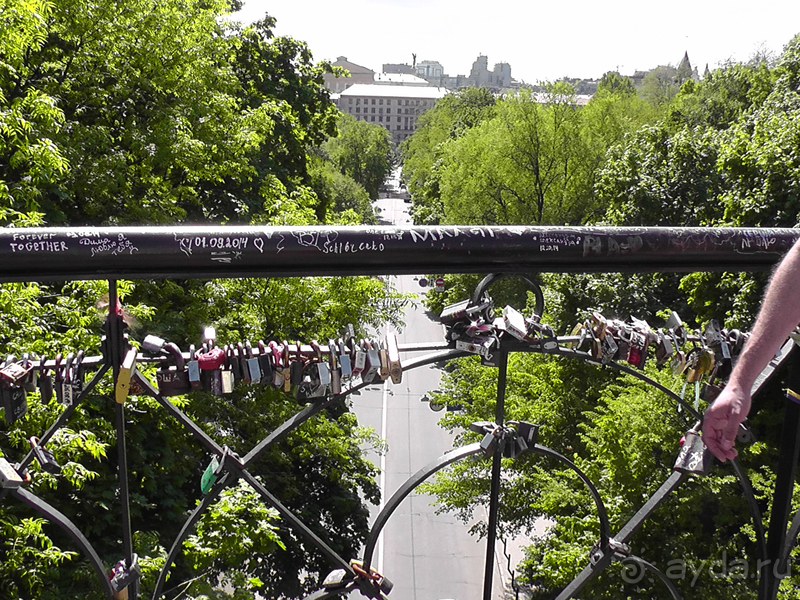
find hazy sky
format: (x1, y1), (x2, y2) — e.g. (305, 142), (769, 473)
(234, 1), (800, 83)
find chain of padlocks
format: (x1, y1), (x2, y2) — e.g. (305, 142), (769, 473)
(0, 277), (760, 599)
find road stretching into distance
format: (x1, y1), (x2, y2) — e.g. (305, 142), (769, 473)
(347, 173), (521, 599)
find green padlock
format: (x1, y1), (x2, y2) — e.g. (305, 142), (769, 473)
(200, 446), (229, 494)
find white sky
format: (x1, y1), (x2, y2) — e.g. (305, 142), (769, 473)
(234, 1), (800, 83)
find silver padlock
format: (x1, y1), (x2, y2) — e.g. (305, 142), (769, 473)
(673, 429), (712, 475)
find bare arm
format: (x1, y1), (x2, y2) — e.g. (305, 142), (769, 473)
(703, 238), (800, 461)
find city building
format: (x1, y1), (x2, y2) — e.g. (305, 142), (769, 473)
(414, 55), (517, 91)
(338, 84), (448, 143)
(324, 57), (375, 93)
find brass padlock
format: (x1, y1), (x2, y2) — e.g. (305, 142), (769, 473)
(386, 331), (402, 384)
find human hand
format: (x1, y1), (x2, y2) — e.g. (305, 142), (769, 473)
(702, 385), (751, 462)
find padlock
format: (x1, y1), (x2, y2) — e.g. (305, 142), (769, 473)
(38, 356), (53, 403)
(60, 353), (75, 406)
(516, 421), (539, 447)
(289, 342), (304, 387)
(673, 429), (712, 475)
(109, 553), (141, 598)
(236, 342), (250, 385)
(257, 341), (273, 385)
(0, 359), (31, 386)
(183, 345), (200, 391)
(654, 332), (674, 366)
(626, 331), (647, 369)
(339, 338), (352, 380)
(21, 354), (37, 393)
(142, 334), (166, 353)
(502, 306), (529, 341)
(323, 568), (352, 589)
(363, 340), (381, 384)
(385, 332), (402, 384)
(312, 342), (331, 387)
(245, 341), (261, 385)
(440, 299), (471, 324)
(599, 332), (618, 365)
(328, 339), (342, 395)
(53, 353), (64, 404)
(116, 347), (138, 404)
(225, 345), (241, 382)
(378, 342), (390, 381)
(267, 341), (285, 389)
(30, 436), (60, 474)
(352, 340), (367, 379)
(1, 383), (27, 425)
(200, 446), (229, 494)
(197, 347), (225, 395)
(0, 457), (23, 489)
(156, 343), (191, 396)
(71, 350), (85, 399)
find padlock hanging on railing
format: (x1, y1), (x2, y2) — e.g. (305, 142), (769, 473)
(30, 436), (60, 474)
(143, 336), (191, 397)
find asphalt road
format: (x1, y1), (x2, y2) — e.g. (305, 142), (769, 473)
(347, 190), (513, 600)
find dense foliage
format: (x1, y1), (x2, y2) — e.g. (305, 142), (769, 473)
(405, 35), (800, 600)
(0, 1), (405, 599)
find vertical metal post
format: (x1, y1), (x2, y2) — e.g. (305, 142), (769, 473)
(762, 347), (800, 600)
(483, 349), (508, 600)
(108, 280), (137, 600)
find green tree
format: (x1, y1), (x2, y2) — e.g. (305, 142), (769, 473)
(401, 87), (496, 224)
(322, 113), (393, 200)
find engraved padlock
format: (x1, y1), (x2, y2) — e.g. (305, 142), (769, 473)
(1, 383), (27, 425)
(156, 343), (190, 396)
(673, 429), (712, 475)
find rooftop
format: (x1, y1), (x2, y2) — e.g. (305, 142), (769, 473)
(373, 73), (430, 86)
(339, 84), (449, 100)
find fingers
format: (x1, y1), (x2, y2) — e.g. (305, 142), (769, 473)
(702, 418), (739, 462)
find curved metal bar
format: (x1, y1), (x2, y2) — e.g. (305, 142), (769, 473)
(471, 272), (545, 318)
(12, 487), (115, 599)
(151, 473), (237, 600)
(780, 505), (800, 567)
(362, 443), (484, 572)
(624, 555), (683, 600)
(530, 444), (611, 553)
